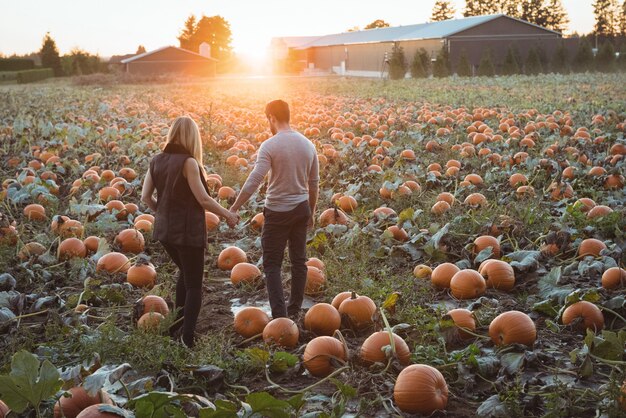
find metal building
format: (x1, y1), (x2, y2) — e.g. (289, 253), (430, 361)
(120, 44), (217, 76)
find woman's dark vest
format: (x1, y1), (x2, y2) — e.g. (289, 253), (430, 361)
(150, 143), (209, 248)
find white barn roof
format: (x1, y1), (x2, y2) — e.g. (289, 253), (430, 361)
(296, 14), (559, 49)
(121, 46), (218, 64)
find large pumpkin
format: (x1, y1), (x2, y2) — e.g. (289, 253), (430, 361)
(262, 317), (299, 348)
(234, 307), (270, 338)
(479, 260), (515, 291)
(338, 292), (376, 330)
(54, 387), (114, 418)
(114, 228), (145, 254)
(450, 269), (486, 299)
(304, 303), (341, 336)
(303, 336), (347, 377)
(360, 331), (411, 365)
(230, 263), (261, 286)
(217, 246), (247, 270)
(561, 301), (604, 331)
(601, 267), (626, 289)
(127, 263), (157, 288)
(75, 404), (125, 418)
(393, 364), (448, 415)
(96, 252), (130, 274)
(489, 311), (536, 346)
(445, 309), (476, 340)
(305, 266), (326, 295)
(431, 263), (460, 289)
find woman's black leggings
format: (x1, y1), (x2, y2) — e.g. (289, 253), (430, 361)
(160, 241), (205, 347)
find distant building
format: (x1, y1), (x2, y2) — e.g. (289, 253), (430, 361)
(119, 43), (217, 76)
(272, 14), (572, 77)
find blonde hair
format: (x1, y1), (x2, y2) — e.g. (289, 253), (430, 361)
(166, 116), (208, 179)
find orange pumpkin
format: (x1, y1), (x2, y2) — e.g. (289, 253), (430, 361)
(394, 364), (448, 415)
(304, 303), (341, 336)
(431, 263), (460, 289)
(360, 331), (411, 365)
(489, 311), (536, 346)
(319, 208), (349, 227)
(58, 238), (87, 261)
(114, 229), (145, 254)
(127, 263), (157, 288)
(263, 317), (299, 348)
(139, 295), (169, 316)
(305, 266), (326, 295)
(338, 291), (376, 330)
(473, 235), (500, 258)
(217, 246), (247, 270)
(601, 267), (626, 289)
(577, 238), (607, 258)
(137, 312), (164, 330)
(479, 260), (515, 291)
(331, 291), (355, 310)
(445, 309), (476, 340)
(450, 269), (486, 299)
(75, 404), (123, 418)
(230, 262), (262, 286)
(561, 301), (604, 331)
(234, 307), (270, 338)
(96, 252), (130, 273)
(303, 336), (347, 377)
(53, 387), (113, 418)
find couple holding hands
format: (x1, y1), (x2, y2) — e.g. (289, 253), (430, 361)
(141, 100), (320, 347)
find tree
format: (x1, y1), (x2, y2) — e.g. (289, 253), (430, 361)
(178, 14), (197, 51)
(346, 26), (361, 32)
(502, 45), (520, 75)
(573, 39), (594, 72)
(544, 0), (569, 32)
(456, 50), (472, 76)
(61, 49), (105, 76)
(551, 41), (570, 73)
(431, 0), (456, 22)
(39, 32), (61, 76)
(593, 0), (620, 37)
(464, 0), (497, 16)
(596, 41), (617, 71)
(364, 19), (390, 30)
(477, 49), (496, 76)
(189, 15), (233, 60)
(388, 44), (407, 79)
(433, 46), (451, 77)
(525, 47), (543, 74)
(410, 49), (430, 78)
(136, 45), (146, 54)
(620, 0), (626, 36)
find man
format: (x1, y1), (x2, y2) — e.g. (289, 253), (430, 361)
(230, 100), (319, 319)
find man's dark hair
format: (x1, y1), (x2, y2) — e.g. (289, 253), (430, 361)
(265, 100), (290, 123)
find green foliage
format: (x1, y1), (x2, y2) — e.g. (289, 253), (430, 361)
(431, 0), (456, 22)
(502, 46), (520, 75)
(364, 19), (390, 29)
(410, 48), (430, 78)
(388, 43), (407, 80)
(0, 350), (63, 415)
(552, 41), (570, 73)
(39, 32), (61, 76)
(432, 46), (450, 78)
(525, 47), (543, 75)
(129, 391), (191, 418)
(16, 68), (54, 84)
(199, 392), (303, 418)
(0, 58), (34, 71)
(61, 49), (107, 76)
(178, 14), (232, 62)
(593, 0), (621, 37)
(573, 39), (595, 72)
(477, 48), (496, 76)
(595, 41), (617, 72)
(456, 50), (472, 76)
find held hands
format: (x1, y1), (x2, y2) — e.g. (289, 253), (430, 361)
(225, 208), (240, 229)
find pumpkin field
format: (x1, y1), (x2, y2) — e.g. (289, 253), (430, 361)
(0, 73), (625, 417)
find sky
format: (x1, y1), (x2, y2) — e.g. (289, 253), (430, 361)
(0, 0), (596, 60)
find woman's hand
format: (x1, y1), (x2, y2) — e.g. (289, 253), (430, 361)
(225, 208), (240, 229)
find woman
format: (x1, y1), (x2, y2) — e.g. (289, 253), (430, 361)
(141, 116), (238, 348)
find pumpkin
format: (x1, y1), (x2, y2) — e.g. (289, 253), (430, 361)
(54, 387), (113, 418)
(601, 267), (626, 289)
(577, 238), (607, 258)
(450, 269), (486, 299)
(134, 214), (155, 224)
(83, 236), (101, 253)
(319, 208), (349, 227)
(489, 311), (536, 346)
(137, 312), (164, 330)
(473, 235), (500, 258)
(58, 238), (87, 261)
(98, 186), (121, 202)
(304, 303), (341, 336)
(431, 263), (460, 289)
(372, 207), (397, 219)
(262, 317), (299, 348)
(445, 309), (476, 340)
(18, 242), (47, 260)
(234, 307), (270, 338)
(464, 193), (487, 206)
(24, 203), (46, 220)
(230, 263), (262, 286)
(217, 246), (247, 270)
(431, 200), (450, 215)
(331, 291), (355, 310)
(250, 213), (264, 230)
(139, 295), (169, 316)
(479, 260), (515, 291)
(114, 229), (145, 254)
(96, 252), (130, 273)
(587, 205), (613, 219)
(303, 336), (347, 377)
(360, 331), (410, 365)
(217, 186), (236, 201)
(75, 403), (124, 418)
(127, 263), (157, 288)
(561, 301), (604, 331)
(338, 291), (376, 330)
(205, 211), (220, 231)
(393, 364), (448, 415)
(437, 192), (455, 205)
(385, 225), (408, 241)
(337, 195), (357, 213)
(509, 173), (528, 187)
(413, 264), (432, 279)
(59, 220), (84, 239)
(305, 257), (325, 271)
(305, 266), (326, 295)
(134, 219), (153, 233)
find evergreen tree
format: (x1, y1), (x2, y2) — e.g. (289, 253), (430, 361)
(433, 46), (451, 77)
(364, 19), (390, 29)
(431, 0), (456, 21)
(463, 0), (498, 16)
(39, 32), (62, 76)
(477, 49), (496, 76)
(136, 45), (146, 54)
(525, 47), (543, 74)
(190, 15), (233, 59)
(551, 41), (570, 73)
(388, 44), (407, 79)
(596, 41), (617, 72)
(620, 0), (626, 35)
(573, 39), (594, 72)
(544, 0), (569, 32)
(178, 14), (197, 51)
(593, 0), (620, 37)
(411, 49), (430, 78)
(456, 50), (472, 76)
(502, 45), (520, 75)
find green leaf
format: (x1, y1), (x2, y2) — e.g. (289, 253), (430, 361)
(506, 250), (540, 273)
(245, 392), (293, 418)
(199, 399), (238, 418)
(0, 350), (62, 413)
(270, 351), (298, 373)
(474, 247), (494, 264)
(532, 299), (559, 317)
(500, 352), (524, 374)
(96, 404), (135, 417)
(476, 394), (508, 417)
(330, 378), (357, 398)
(538, 267), (573, 303)
(83, 363), (132, 396)
(590, 330), (626, 361)
(287, 393), (305, 413)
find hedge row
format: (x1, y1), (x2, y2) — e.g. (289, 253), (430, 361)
(0, 72), (18, 82)
(16, 68), (54, 84)
(0, 58), (35, 71)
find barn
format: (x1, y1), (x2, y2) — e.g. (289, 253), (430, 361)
(120, 43), (217, 76)
(273, 14), (567, 77)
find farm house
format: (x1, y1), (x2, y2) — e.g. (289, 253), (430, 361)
(272, 14), (571, 77)
(120, 43), (217, 76)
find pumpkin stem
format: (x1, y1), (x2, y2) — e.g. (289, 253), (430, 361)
(350, 291), (357, 299)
